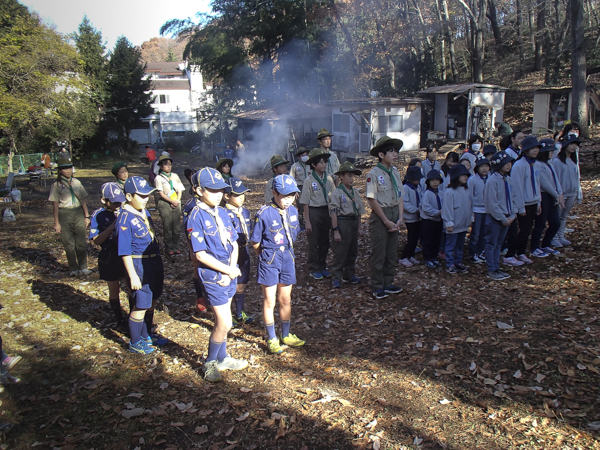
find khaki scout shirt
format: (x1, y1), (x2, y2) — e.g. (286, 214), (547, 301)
(329, 186), (366, 217)
(326, 151), (340, 175)
(290, 162), (312, 187)
(264, 178), (274, 204)
(48, 178), (88, 208)
(155, 172), (185, 194)
(299, 172), (334, 207)
(366, 165), (402, 208)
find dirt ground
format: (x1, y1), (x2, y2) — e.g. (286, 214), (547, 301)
(1, 156), (600, 450)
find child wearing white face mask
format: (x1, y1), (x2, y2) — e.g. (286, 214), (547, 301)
(463, 135), (483, 174)
(290, 147), (312, 229)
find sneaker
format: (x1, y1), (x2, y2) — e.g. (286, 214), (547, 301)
(79, 269), (92, 276)
(310, 271), (324, 280)
(409, 257), (420, 266)
(415, 247), (422, 253)
(331, 280), (341, 289)
(446, 265), (458, 274)
(500, 248), (508, 256)
(203, 360), (222, 382)
(233, 311), (255, 327)
(372, 289), (389, 299)
(531, 248), (549, 258)
(384, 285), (402, 294)
(516, 254), (533, 264)
(342, 276), (361, 284)
(398, 258), (413, 268)
(564, 227), (574, 233)
(267, 337), (283, 354)
(498, 270), (510, 278)
(433, 260), (442, 267)
(144, 334), (169, 346)
(196, 297), (208, 313)
(69, 271), (78, 277)
(424, 261), (437, 269)
(487, 271), (505, 281)
(216, 355), (248, 371)
(2, 356), (21, 371)
(321, 270), (332, 278)
(478, 252), (486, 261)
(470, 255), (484, 264)
(0, 372), (20, 384)
(560, 237), (571, 246)
(129, 340), (156, 355)
(455, 263), (468, 273)
(503, 256), (524, 267)
(543, 247), (560, 255)
(550, 239), (563, 248)
(438, 251), (446, 260)
(281, 334), (305, 347)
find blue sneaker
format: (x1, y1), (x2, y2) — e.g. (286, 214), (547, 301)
(331, 279), (341, 288)
(144, 334), (169, 346)
(310, 271), (324, 280)
(342, 276), (361, 284)
(129, 340), (156, 355)
(543, 246), (560, 255)
(372, 289), (388, 299)
(321, 270), (332, 278)
(384, 285), (402, 294)
(424, 261), (437, 269)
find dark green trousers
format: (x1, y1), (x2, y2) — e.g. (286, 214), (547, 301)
(58, 207), (88, 272)
(157, 200), (182, 253)
(307, 206), (331, 273)
(330, 217), (359, 282)
(369, 206), (399, 290)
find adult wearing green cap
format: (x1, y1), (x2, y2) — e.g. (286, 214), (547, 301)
(111, 162), (128, 188)
(316, 128), (340, 178)
(365, 136), (404, 299)
(263, 154), (289, 204)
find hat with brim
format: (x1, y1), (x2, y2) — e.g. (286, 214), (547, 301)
(273, 174), (300, 195)
(475, 157), (491, 168)
(111, 162), (128, 177)
(490, 151), (514, 171)
(225, 177), (250, 195)
(559, 135), (581, 149)
(316, 128), (333, 139)
(482, 144), (497, 156)
(306, 148), (331, 166)
(101, 182), (126, 203)
(216, 158), (234, 171)
(124, 176), (156, 195)
(369, 136), (403, 157)
(158, 154), (172, 165)
(198, 167), (229, 190)
(450, 163), (471, 181)
(426, 169), (443, 181)
(335, 161), (362, 176)
(295, 146), (309, 157)
(270, 154), (289, 169)
(57, 158), (73, 169)
(404, 166), (424, 181)
(538, 138), (557, 153)
(520, 136), (541, 153)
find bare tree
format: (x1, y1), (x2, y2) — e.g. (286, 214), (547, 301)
(457, 0), (488, 82)
(570, 0), (589, 136)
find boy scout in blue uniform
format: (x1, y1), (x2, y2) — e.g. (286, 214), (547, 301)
(89, 182), (128, 331)
(117, 176), (165, 355)
(224, 177), (254, 326)
(250, 174), (304, 354)
(329, 162), (366, 288)
(187, 168), (247, 382)
(299, 148), (335, 280)
(263, 154), (289, 204)
(366, 136), (404, 299)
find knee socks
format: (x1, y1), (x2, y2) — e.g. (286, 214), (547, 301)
(234, 293), (245, 317)
(206, 338), (223, 362)
(281, 320), (290, 339)
(265, 323), (276, 340)
(144, 310), (154, 336)
(109, 298), (124, 322)
(129, 316), (144, 345)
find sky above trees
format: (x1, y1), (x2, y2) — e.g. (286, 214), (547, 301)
(18, 0), (211, 49)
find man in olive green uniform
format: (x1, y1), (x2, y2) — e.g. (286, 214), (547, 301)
(366, 136), (404, 299)
(264, 154), (289, 204)
(290, 147), (311, 228)
(299, 148), (335, 280)
(316, 128), (340, 177)
(329, 161), (366, 288)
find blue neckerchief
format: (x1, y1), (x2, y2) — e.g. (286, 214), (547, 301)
(495, 172), (512, 215)
(405, 182), (420, 207)
(479, 173), (488, 185)
(523, 155), (537, 195)
(427, 187), (441, 210)
(546, 162), (558, 189)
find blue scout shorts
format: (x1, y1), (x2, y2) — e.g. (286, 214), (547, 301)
(199, 267), (237, 306)
(98, 249), (126, 282)
(130, 256), (164, 309)
(257, 246), (296, 286)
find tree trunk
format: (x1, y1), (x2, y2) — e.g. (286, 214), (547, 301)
(528, 0), (536, 53)
(516, 0), (525, 76)
(458, 0), (486, 82)
(487, 0), (504, 58)
(571, 0), (589, 137)
(441, 0), (458, 82)
(375, 15), (395, 90)
(534, 0), (545, 71)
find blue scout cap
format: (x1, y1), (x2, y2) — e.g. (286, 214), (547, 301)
(197, 167), (229, 190)
(404, 166), (424, 181)
(225, 177), (250, 195)
(538, 138), (557, 153)
(475, 156), (491, 168)
(449, 163), (471, 180)
(426, 169), (443, 181)
(490, 151), (514, 171)
(272, 174), (300, 195)
(101, 182), (126, 203)
(123, 176), (156, 195)
(520, 136), (541, 153)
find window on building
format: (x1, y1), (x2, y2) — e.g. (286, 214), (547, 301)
(333, 114), (350, 133)
(159, 95), (170, 104)
(376, 115), (403, 133)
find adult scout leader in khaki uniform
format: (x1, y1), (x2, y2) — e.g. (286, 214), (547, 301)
(316, 128), (340, 179)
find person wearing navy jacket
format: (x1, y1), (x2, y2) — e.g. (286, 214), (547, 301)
(399, 166), (423, 268)
(420, 170), (444, 269)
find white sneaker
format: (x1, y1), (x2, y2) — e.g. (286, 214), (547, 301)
(564, 228), (574, 233)
(409, 257), (420, 266)
(550, 239), (563, 248)
(560, 237), (571, 246)
(398, 258), (413, 268)
(516, 254), (533, 264)
(79, 269), (92, 276)
(216, 355), (248, 371)
(503, 256), (524, 267)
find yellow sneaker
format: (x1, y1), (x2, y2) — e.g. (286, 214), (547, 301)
(267, 337), (283, 354)
(281, 334), (305, 348)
